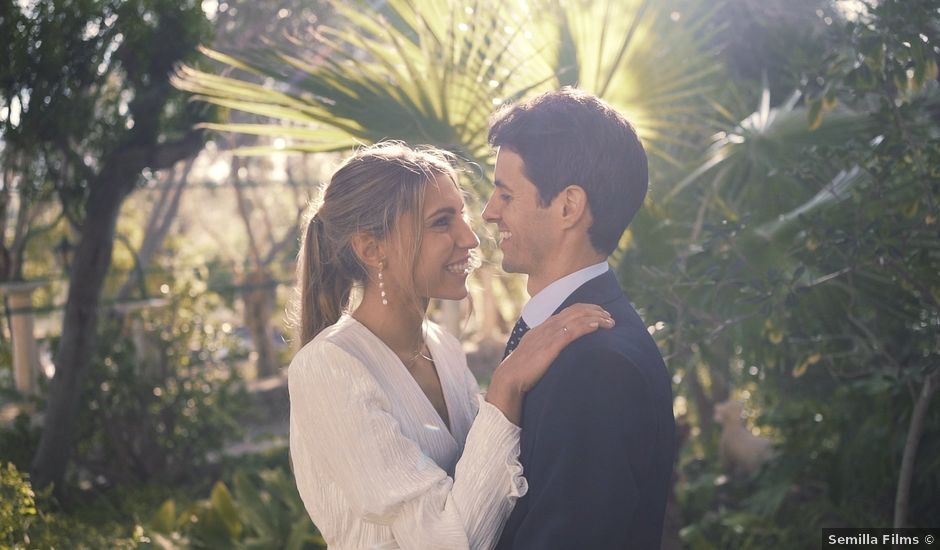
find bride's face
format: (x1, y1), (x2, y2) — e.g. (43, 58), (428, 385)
(384, 174), (480, 303)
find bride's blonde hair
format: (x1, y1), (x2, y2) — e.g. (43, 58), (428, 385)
(291, 141), (458, 346)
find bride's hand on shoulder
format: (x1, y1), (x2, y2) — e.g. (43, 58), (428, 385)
(497, 304), (614, 394)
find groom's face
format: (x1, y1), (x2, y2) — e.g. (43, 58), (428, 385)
(482, 148), (555, 276)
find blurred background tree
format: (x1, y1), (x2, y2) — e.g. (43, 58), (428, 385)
(1, 0), (213, 493)
(625, 0), (940, 545)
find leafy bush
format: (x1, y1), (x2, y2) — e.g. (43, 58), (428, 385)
(72, 282), (249, 487)
(146, 467), (325, 550)
(0, 462), (141, 549)
(657, 0), (940, 545)
(0, 462), (39, 548)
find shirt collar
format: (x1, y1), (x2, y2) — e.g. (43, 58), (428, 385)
(522, 261), (610, 328)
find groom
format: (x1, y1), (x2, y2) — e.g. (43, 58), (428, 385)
(484, 88), (675, 549)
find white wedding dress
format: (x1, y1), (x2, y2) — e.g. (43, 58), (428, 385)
(289, 314), (527, 550)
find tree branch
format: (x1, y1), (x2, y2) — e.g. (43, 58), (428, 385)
(894, 369), (940, 528)
(148, 129), (206, 172)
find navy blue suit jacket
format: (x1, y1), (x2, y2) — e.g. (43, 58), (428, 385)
(495, 270), (675, 550)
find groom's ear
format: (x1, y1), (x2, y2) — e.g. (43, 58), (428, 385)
(557, 184), (590, 229)
(351, 231), (387, 269)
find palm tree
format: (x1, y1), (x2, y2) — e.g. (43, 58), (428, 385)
(174, 0), (727, 341)
(174, 0), (724, 182)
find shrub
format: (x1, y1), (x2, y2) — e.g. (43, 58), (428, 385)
(0, 462), (39, 548)
(0, 462), (141, 549)
(147, 467), (326, 550)
(72, 283), (249, 487)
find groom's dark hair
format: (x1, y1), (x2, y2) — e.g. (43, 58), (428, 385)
(488, 87), (648, 255)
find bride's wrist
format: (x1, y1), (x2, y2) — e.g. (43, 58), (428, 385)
(490, 366), (526, 396)
(485, 370), (524, 426)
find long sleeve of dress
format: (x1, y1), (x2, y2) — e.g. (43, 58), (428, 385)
(289, 341), (527, 550)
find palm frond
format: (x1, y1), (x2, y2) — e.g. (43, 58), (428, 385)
(543, 0), (728, 169)
(175, 0), (730, 194)
(175, 0), (555, 196)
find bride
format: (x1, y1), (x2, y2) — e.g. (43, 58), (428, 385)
(288, 142), (613, 550)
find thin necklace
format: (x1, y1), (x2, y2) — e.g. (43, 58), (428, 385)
(352, 311), (433, 367)
(410, 325), (433, 363)
(407, 342), (433, 368)
(403, 340), (434, 371)
(412, 343), (433, 363)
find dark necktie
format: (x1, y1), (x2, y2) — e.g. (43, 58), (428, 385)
(503, 317), (530, 359)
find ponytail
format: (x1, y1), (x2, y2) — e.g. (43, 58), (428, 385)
(297, 215), (353, 346)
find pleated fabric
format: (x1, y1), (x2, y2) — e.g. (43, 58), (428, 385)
(289, 314), (528, 550)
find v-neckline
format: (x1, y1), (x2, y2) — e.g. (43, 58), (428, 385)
(346, 315), (456, 440)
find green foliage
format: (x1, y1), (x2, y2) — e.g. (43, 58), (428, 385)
(0, 462), (39, 548)
(804, 0), (940, 112)
(146, 468), (326, 550)
(687, 0), (837, 107)
(632, 0), (940, 545)
(0, 0), (212, 218)
(175, 0), (554, 169)
(543, 0), (724, 166)
(71, 282), (249, 486)
(0, 462), (141, 549)
(173, 0), (724, 194)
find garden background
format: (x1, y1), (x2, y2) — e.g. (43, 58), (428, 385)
(1, 0), (938, 548)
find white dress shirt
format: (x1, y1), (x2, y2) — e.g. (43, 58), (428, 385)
(521, 261), (610, 328)
(289, 314), (527, 550)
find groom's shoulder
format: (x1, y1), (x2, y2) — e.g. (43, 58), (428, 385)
(554, 332), (657, 380)
(547, 306), (668, 390)
(570, 298), (662, 361)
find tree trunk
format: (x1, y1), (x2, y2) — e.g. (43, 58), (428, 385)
(241, 268), (278, 378)
(229, 152), (288, 379)
(894, 369), (940, 528)
(116, 159), (193, 302)
(30, 125), (203, 492)
(0, 154), (16, 282)
(30, 175), (131, 491)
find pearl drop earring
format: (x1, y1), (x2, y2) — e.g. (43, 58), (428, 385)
(378, 261), (388, 306)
